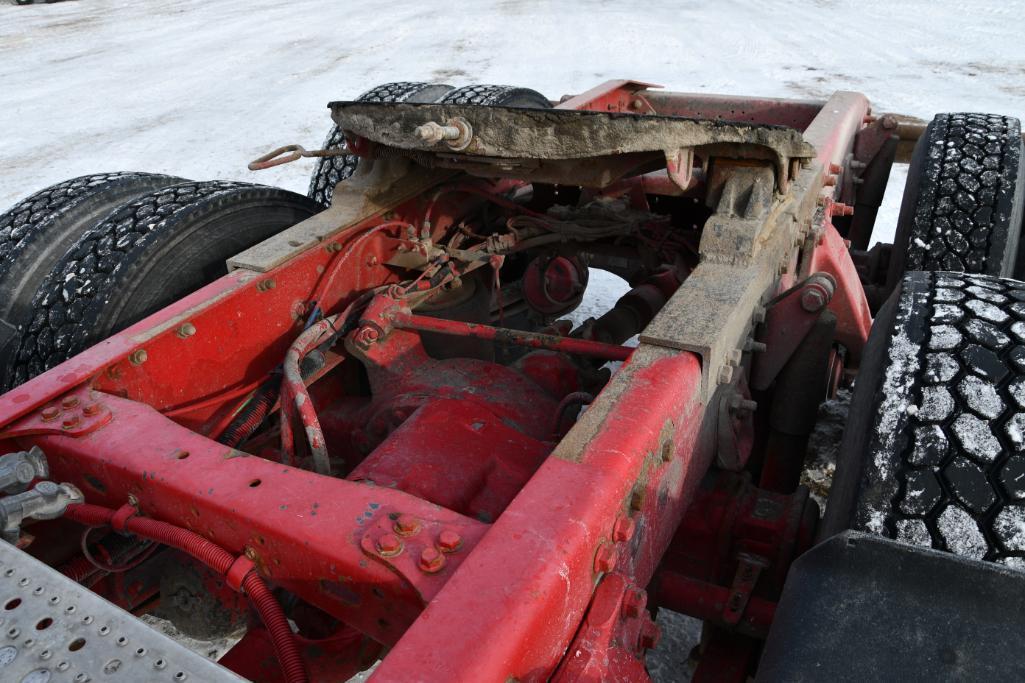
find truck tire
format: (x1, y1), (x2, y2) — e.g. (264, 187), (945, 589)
(0, 172), (185, 371)
(826, 270), (1025, 569)
(4, 181), (319, 389)
(887, 113), (1025, 289)
(308, 82), (454, 206)
(438, 84), (551, 108)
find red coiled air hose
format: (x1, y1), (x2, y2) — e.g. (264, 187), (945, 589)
(63, 503), (308, 683)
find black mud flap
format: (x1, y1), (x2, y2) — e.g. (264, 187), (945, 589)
(757, 531), (1025, 682)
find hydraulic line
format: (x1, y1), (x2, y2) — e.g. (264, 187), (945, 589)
(64, 503), (308, 683)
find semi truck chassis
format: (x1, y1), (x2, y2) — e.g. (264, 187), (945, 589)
(0, 79), (1023, 682)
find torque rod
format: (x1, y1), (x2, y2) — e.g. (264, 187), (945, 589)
(392, 313), (633, 362)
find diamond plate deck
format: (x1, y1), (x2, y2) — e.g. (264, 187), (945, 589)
(0, 540), (245, 683)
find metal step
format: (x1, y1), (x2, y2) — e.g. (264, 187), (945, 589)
(0, 540), (246, 683)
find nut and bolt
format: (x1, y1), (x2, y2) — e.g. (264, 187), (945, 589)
(622, 588), (647, 618)
(415, 121), (463, 143)
(61, 396), (80, 409)
(376, 534), (403, 557)
(830, 202), (854, 217)
(176, 323), (197, 339)
(393, 514), (421, 537)
(612, 516), (636, 543)
(418, 547), (446, 573)
(438, 530), (463, 553)
(82, 403), (102, 417)
(128, 349), (148, 366)
(800, 288), (827, 312)
(414, 117), (473, 150)
(355, 327), (380, 345)
(800, 273), (836, 313)
(256, 279), (276, 292)
(594, 544), (618, 574)
(244, 546), (257, 561)
(729, 395), (758, 413)
(62, 414), (81, 430)
(40, 406), (61, 422)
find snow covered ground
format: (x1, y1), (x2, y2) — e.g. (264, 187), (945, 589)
(2, 0), (1024, 680)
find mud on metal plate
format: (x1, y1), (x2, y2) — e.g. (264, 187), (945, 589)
(329, 101), (815, 190)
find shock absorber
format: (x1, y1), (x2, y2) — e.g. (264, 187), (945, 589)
(586, 266), (684, 344)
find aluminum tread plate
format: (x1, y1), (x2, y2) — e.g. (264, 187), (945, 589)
(0, 540), (246, 683)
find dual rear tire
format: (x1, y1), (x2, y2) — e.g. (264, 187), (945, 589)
(0, 176), (318, 389)
(831, 112), (1025, 568)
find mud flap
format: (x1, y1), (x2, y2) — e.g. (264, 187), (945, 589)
(757, 531), (1025, 681)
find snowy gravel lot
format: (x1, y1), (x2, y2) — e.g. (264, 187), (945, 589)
(2, 1), (1024, 680)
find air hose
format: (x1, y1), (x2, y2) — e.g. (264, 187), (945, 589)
(64, 503), (308, 683)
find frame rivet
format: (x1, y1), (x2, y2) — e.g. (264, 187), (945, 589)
(61, 396), (80, 409)
(41, 406), (61, 422)
(62, 415), (80, 430)
(82, 403), (102, 417)
(176, 323), (196, 339)
(128, 350), (148, 366)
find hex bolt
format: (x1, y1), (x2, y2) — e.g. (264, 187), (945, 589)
(176, 323), (197, 339)
(415, 121), (462, 144)
(612, 516), (636, 543)
(393, 514), (421, 537)
(82, 403), (102, 417)
(801, 288), (827, 312)
(438, 530), (463, 553)
(62, 415), (81, 430)
(418, 547), (446, 573)
(61, 396), (80, 410)
(622, 588), (647, 618)
(376, 533), (403, 557)
(128, 349), (148, 366)
(594, 544), (618, 574)
(729, 395), (758, 413)
(40, 406), (61, 422)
